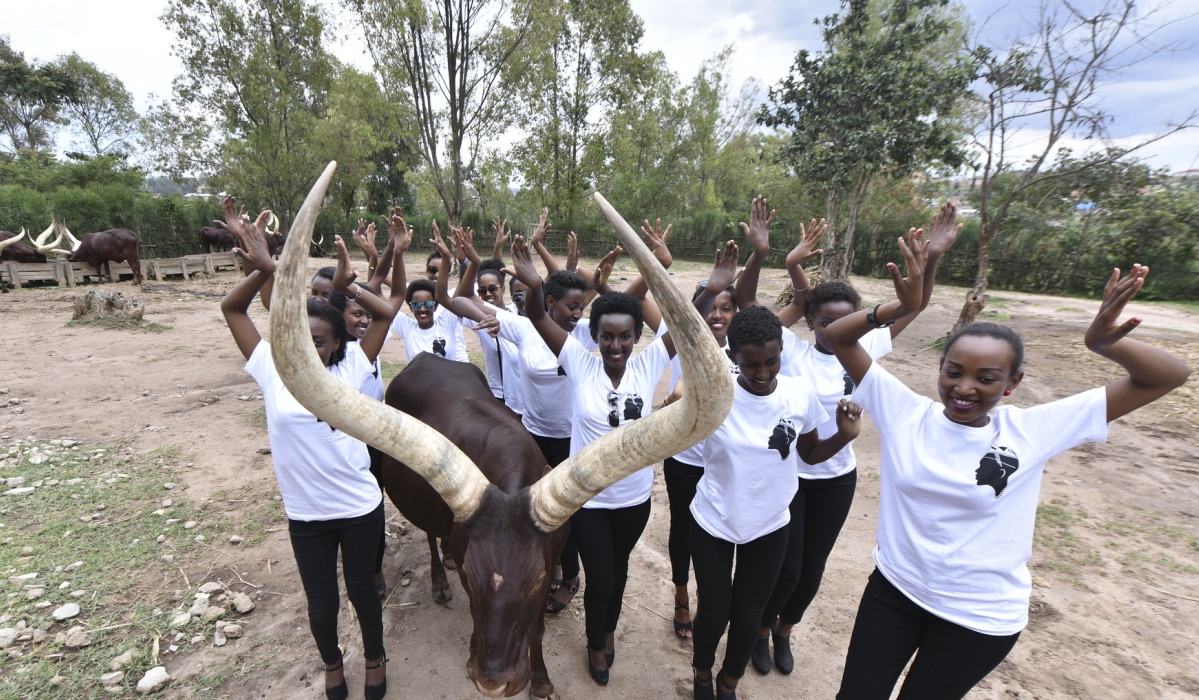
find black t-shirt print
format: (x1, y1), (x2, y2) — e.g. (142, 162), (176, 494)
(842, 372), (855, 396)
(623, 393), (644, 420)
(976, 445), (1019, 498)
(432, 337), (447, 357)
(768, 418), (797, 459)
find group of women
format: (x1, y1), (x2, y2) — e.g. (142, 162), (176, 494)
(216, 192), (1190, 700)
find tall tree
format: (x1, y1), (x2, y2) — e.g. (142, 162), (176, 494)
(760, 0), (975, 280)
(953, 0), (1197, 331)
(56, 53), (139, 156)
(346, 0), (532, 225)
(0, 35), (79, 154)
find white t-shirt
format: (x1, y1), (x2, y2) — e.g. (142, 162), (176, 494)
(558, 335), (672, 509)
(781, 327), (892, 479)
(668, 337), (739, 468)
(390, 305), (469, 363)
(466, 312), (525, 415)
(692, 374), (828, 544)
(244, 341), (383, 521)
(349, 340), (385, 402)
(494, 309), (598, 439)
(855, 363), (1109, 635)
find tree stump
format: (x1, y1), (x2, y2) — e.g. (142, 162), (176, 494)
(773, 267), (823, 309)
(71, 289), (145, 321)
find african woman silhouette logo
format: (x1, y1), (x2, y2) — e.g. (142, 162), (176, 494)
(976, 446), (1020, 498)
(768, 418), (797, 459)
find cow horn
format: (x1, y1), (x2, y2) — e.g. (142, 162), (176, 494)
(527, 193), (735, 532)
(269, 162), (490, 521)
(33, 222), (55, 247)
(58, 218), (82, 252)
(0, 230), (25, 251)
(36, 218), (65, 254)
(316, 233), (323, 246)
(268, 213), (281, 237)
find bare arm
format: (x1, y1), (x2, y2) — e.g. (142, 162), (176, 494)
(528, 208), (559, 275)
(889, 202), (961, 338)
(733, 195), (774, 310)
(795, 400), (863, 464)
(511, 236), (569, 356)
(626, 219), (672, 332)
(220, 216), (278, 360)
(363, 217), (398, 294)
(452, 228), (482, 301)
(491, 218), (509, 262)
(777, 218), (827, 327)
(387, 211), (413, 313)
(332, 235), (396, 362)
(432, 235), (454, 310)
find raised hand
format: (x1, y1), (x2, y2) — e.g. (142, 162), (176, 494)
(216, 196), (248, 244)
(332, 235), (359, 291)
(388, 207), (412, 252)
(232, 210), (276, 274)
(785, 218), (827, 268)
(492, 218), (509, 249)
(708, 240), (739, 291)
(889, 228), (928, 313)
(510, 236), (542, 289)
(352, 219), (378, 259)
(1085, 265), (1148, 352)
(739, 195), (775, 256)
(453, 228), (481, 265)
(640, 218), (674, 269)
(835, 399), (863, 441)
(473, 313), (501, 338)
(926, 201), (962, 258)
(430, 225), (452, 261)
(566, 231), (580, 272)
(529, 208), (550, 246)
(593, 245), (622, 290)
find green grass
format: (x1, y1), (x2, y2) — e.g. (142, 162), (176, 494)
(1056, 307), (1085, 313)
(0, 440), (284, 698)
(249, 407), (267, 430)
(1034, 504), (1101, 576)
(380, 360), (405, 381)
(978, 309), (1013, 322)
(66, 317), (171, 333)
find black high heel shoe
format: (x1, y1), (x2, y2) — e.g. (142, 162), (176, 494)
(715, 671), (737, 700)
(693, 670), (714, 700)
(772, 629), (794, 674)
(587, 649), (609, 686)
(364, 656), (388, 700)
(324, 656), (348, 700)
(751, 633), (771, 675)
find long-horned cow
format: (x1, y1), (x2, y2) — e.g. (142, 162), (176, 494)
(65, 224), (144, 284)
(0, 223), (65, 263)
(198, 226), (236, 253)
(270, 162), (733, 699)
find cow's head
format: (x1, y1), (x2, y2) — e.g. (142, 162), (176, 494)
(270, 162), (734, 698)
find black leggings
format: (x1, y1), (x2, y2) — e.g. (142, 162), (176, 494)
(838, 568), (1021, 700)
(571, 500), (652, 651)
(533, 434), (579, 581)
(664, 457), (703, 586)
(289, 501), (386, 664)
(367, 446), (386, 575)
(691, 522), (789, 680)
(761, 469), (857, 628)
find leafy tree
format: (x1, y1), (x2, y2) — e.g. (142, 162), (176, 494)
(0, 35), (79, 153)
(55, 53), (138, 156)
(760, 0), (975, 280)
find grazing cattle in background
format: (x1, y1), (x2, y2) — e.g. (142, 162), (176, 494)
(269, 163), (733, 699)
(309, 233), (326, 258)
(68, 228), (143, 285)
(198, 226), (236, 253)
(0, 230), (47, 263)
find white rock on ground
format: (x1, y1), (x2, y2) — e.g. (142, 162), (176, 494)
(197, 582), (223, 594)
(168, 612), (192, 629)
(231, 592), (255, 614)
(64, 561), (83, 572)
(110, 648), (135, 671)
(51, 603), (80, 621)
(4, 487), (35, 496)
(220, 623), (242, 639)
(201, 606), (226, 623)
(8, 573), (36, 585)
(0, 628), (18, 649)
(64, 627), (92, 647)
(135, 666), (171, 694)
(100, 671), (124, 686)
(213, 628), (226, 647)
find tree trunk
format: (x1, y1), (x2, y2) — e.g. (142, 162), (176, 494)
(832, 170), (870, 280)
(819, 189), (838, 280)
(953, 222), (996, 333)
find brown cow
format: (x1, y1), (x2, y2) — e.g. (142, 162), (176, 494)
(198, 226), (236, 253)
(68, 228), (143, 284)
(0, 230), (47, 263)
(268, 163), (733, 699)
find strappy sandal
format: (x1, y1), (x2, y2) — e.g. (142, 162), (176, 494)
(716, 671), (738, 700)
(364, 656), (388, 700)
(674, 601), (693, 639)
(324, 656), (348, 700)
(693, 670), (714, 700)
(545, 578), (579, 614)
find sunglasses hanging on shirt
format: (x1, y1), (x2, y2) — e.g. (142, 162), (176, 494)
(607, 390), (620, 428)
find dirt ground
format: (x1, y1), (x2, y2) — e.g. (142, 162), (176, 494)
(2, 253), (1198, 700)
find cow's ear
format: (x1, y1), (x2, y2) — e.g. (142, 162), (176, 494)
(542, 464), (552, 477)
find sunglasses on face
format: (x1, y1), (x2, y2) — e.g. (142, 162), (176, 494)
(607, 391), (620, 428)
(512, 292), (525, 302)
(426, 267), (440, 275)
(478, 284), (501, 296)
(409, 300), (436, 311)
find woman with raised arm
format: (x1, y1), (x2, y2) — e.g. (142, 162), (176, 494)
(824, 237), (1190, 699)
(220, 215), (397, 700)
(510, 235), (730, 686)
(732, 197), (959, 675)
(387, 214), (469, 363)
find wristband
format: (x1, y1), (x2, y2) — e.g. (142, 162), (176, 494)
(866, 303), (894, 329)
(792, 281), (812, 294)
(351, 284), (363, 302)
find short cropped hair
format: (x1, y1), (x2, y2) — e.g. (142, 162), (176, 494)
(727, 305), (783, 353)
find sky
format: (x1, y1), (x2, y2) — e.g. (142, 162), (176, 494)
(6, 0), (1199, 172)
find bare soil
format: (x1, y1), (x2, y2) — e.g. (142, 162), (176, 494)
(2, 256), (1198, 699)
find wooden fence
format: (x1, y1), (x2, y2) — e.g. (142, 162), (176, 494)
(1, 252), (241, 289)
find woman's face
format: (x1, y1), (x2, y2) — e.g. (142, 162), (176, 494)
(478, 271), (505, 307)
(426, 255), (442, 282)
(732, 339), (782, 396)
(310, 276), (333, 302)
(706, 290), (736, 343)
(342, 300), (370, 340)
(511, 279), (530, 316)
(938, 336), (1023, 427)
(409, 290), (437, 329)
(806, 300), (857, 354)
(596, 313), (639, 371)
(547, 289), (588, 332)
(308, 316), (341, 366)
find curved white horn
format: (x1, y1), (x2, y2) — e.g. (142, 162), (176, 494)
(269, 162), (490, 521)
(527, 193), (735, 532)
(57, 218), (81, 252)
(0, 230), (25, 251)
(36, 219), (64, 254)
(268, 213), (281, 237)
(316, 233), (323, 246)
(33, 222), (55, 247)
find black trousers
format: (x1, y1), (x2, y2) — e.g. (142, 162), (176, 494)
(571, 499), (652, 651)
(289, 501), (386, 664)
(761, 469), (857, 628)
(837, 568), (1021, 700)
(691, 522), (790, 680)
(664, 457), (703, 587)
(533, 433), (580, 581)
(367, 446), (387, 575)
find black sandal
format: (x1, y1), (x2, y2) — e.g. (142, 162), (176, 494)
(716, 671), (738, 700)
(674, 601), (693, 639)
(545, 578), (579, 614)
(364, 656), (388, 700)
(693, 670), (714, 700)
(324, 657), (348, 700)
